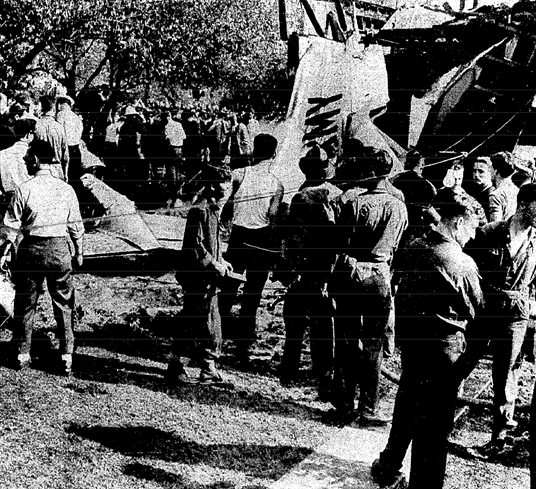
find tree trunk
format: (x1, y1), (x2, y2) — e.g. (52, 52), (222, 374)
(144, 64), (150, 105)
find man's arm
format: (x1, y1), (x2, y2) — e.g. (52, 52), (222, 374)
(488, 192), (504, 223)
(220, 168), (245, 226)
(136, 130), (144, 160)
(390, 202), (409, 254)
(462, 264), (486, 320)
(63, 141), (70, 182)
(67, 189), (85, 267)
(268, 179), (284, 226)
(187, 207), (228, 276)
(0, 189), (24, 270)
(3, 189), (24, 244)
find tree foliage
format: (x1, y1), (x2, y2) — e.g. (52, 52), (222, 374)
(0, 0), (287, 105)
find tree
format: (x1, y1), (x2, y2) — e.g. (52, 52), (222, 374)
(0, 0), (287, 111)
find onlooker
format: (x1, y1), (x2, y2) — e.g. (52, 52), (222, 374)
(371, 187), (483, 489)
(0, 104), (20, 151)
(442, 161), (465, 190)
(460, 184), (536, 460)
(19, 95), (38, 121)
(280, 144), (341, 388)
(226, 112), (239, 158)
(0, 119), (35, 209)
(166, 165), (234, 385)
(392, 148), (437, 243)
(103, 113), (122, 180)
(3, 137), (84, 375)
(489, 151), (519, 222)
(246, 109), (260, 141)
(331, 147), (407, 425)
(182, 108), (202, 176)
(117, 106), (146, 201)
(207, 110), (230, 160)
(56, 95), (84, 182)
(219, 133), (284, 364)
(440, 161), (487, 226)
(163, 110), (186, 201)
(235, 112), (252, 164)
(467, 156), (495, 221)
(34, 95), (69, 181)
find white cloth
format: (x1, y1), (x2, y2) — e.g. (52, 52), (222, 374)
(233, 161), (281, 229)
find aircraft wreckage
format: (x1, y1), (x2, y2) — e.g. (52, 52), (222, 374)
(275, 0), (536, 191)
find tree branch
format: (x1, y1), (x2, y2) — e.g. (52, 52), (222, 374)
(81, 50), (111, 91)
(13, 38), (50, 79)
(160, 84), (178, 105)
(43, 48), (65, 63)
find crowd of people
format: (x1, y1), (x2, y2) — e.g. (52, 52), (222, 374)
(170, 139), (536, 489)
(0, 89), (262, 207)
(1, 89), (536, 488)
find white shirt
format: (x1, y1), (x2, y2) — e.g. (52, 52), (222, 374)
(0, 141), (30, 195)
(56, 108), (84, 146)
(233, 161), (281, 229)
(165, 120), (186, 147)
(105, 122), (122, 144)
(4, 169), (84, 241)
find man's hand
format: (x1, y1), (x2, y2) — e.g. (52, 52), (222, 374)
(214, 259), (233, 277)
(73, 253), (83, 269)
(214, 262), (227, 277)
(221, 259), (233, 273)
(0, 241), (12, 274)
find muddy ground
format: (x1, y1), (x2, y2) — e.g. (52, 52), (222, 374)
(0, 253), (533, 488)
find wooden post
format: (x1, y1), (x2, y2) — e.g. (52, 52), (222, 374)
(278, 0), (288, 41)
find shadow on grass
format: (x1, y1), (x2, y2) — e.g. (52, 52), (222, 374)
(67, 424), (313, 480)
(70, 352), (325, 422)
(448, 436), (530, 469)
(124, 462), (260, 488)
(76, 328), (172, 365)
(449, 406), (531, 469)
(79, 248), (181, 277)
(75, 323), (287, 380)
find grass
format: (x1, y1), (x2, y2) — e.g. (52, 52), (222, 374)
(0, 271), (339, 489)
(0, 265), (533, 488)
